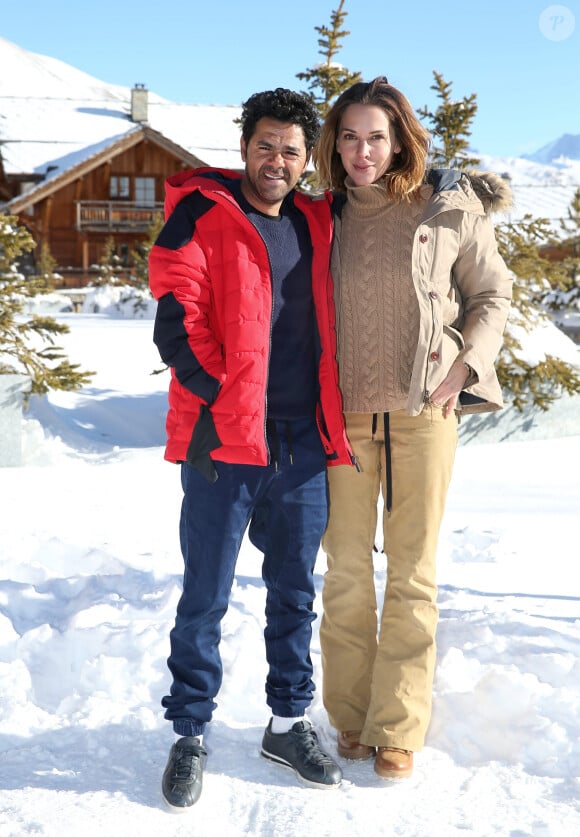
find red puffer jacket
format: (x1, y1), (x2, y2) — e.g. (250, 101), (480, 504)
(149, 167), (354, 469)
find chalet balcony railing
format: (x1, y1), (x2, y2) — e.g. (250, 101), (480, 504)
(75, 200), (164, 232)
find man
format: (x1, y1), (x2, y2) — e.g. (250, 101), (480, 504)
(149, 88), (355, 809)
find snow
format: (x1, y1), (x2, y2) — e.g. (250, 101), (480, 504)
(1, 294), (579, 837)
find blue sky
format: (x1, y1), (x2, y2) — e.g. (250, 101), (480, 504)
(2, 0), (578, 158)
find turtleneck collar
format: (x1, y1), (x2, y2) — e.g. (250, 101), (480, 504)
(344, 176), (431, 218)
(344, 175), (396, 215)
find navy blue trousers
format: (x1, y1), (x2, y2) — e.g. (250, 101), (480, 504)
(162, 418), (328, 737)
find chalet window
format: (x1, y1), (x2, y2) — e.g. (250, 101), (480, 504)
(110, 175), (130, 199)
(134, 177), (156, 206)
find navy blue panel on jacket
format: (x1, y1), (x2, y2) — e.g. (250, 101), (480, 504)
(155, 191), (216, 250)
(152, 191), (222, 406)
(153, 293), (221, 405)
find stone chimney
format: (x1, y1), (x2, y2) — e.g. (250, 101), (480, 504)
(131, 84), (148, 123)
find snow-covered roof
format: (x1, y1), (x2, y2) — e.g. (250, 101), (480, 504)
(0, 36), (243, 184)
(0, 96), (243, 178)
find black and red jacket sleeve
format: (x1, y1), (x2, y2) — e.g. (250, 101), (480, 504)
(149, 191), (225, 407)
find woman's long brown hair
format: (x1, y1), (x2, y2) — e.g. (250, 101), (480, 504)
(313, 76), (431, 200)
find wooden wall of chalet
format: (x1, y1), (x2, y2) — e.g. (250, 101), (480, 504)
(21, 139), (191, 287)
(541, 241), (578, 261)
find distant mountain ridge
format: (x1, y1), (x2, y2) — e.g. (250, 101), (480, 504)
(521, 134), (580, 165)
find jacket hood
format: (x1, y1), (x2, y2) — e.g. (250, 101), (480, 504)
(424, 168), (513, 222)
(466, 169), (513, 214)
(164, 167), (242, 216)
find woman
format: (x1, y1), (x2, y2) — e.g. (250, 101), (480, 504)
(313, 77), (512, 779)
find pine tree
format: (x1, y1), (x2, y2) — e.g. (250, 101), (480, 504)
(131, 213), (164, 290)
(86, 224), (161, 316)
(34, 241), (58, 288)
(0, 214), (93, 396)
(119, 213), (165, 315)
(542, 187), (580, 315)
(418, 71), (480, 170)
(296, 0), (362, 118)
(562, 186), (580, 244)
(494, 214), (580, 410)
(91, 236), (127, 287)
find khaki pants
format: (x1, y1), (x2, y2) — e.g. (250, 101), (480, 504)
(320, 409), (457, 751)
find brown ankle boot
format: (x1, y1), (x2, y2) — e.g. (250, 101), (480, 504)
(375, 747), (413, 778)
(337, 731), (375, 760)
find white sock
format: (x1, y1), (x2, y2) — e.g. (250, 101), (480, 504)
(175, 732), (203, 744)
(271, 715), (305, 734)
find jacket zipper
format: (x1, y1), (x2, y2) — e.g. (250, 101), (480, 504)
(423, 291), (437, 405)
(260, 233), (274, 466)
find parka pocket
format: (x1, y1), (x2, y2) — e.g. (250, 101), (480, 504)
(443, 324), (465, 350)
(439, 324), (466, 376)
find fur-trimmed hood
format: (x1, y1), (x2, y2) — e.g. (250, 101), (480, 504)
(426, 167), (513, 216)
(466, 169), (513, 214)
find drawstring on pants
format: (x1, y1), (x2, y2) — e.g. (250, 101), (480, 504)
(266, 418), (280, 471)
(383, 412), (392, 515)
(266, 418), (294, 471)
(285, 421), (294, 465)
(371, 412), (393, 515)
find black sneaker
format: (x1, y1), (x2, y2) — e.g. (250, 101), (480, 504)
(162, 736), (207, 809)
(261, 719), (342, 789)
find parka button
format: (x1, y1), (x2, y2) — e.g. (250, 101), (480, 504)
(419, 234), (428, 243)
(430, 351), (440, 361)
(429, 290), (438, 299)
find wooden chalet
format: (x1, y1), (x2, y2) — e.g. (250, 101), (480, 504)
(0, 72), (246, 289)
(2, 114), (205, 288)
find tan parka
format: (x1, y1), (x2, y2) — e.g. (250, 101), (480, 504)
(404, 169), (513, 415)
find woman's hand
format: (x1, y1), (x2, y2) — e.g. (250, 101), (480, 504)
(429, 358), (471, 418)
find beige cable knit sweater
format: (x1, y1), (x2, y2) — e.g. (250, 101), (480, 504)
(333, 178), (426, 413)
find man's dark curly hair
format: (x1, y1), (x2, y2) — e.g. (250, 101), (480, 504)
(240, 88), (320, 152)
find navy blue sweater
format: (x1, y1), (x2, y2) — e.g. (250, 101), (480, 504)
(228, 181), (317, 420)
